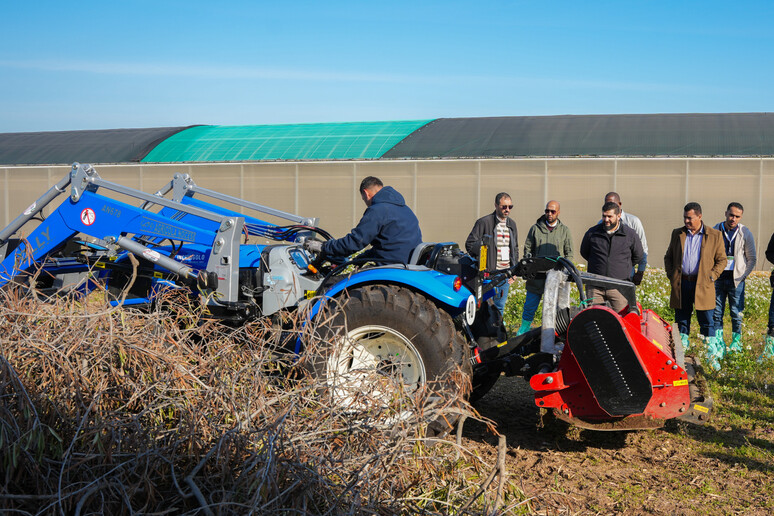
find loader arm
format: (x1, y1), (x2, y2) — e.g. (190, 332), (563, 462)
(0, 163), (248, 305)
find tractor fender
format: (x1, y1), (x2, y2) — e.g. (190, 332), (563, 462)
(319, 267), (472, 314)
(297, 267), (476, 353)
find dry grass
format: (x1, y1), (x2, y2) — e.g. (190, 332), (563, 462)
(0, 285), (513, 515)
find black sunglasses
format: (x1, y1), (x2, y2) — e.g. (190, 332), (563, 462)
(499, 204), (513, 210)
(545, 209), (557, 214)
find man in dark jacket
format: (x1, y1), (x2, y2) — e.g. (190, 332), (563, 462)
(580, 201), (644, 313)
(465, 192), (519, 315)
(305, 176), (421, 265)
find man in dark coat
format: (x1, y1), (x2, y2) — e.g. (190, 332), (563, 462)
(580, 201), (644, 313)
(305, 176), (421, 265)
(465, 192), (519, 315)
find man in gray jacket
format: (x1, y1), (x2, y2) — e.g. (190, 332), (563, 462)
(713, 202), (756, 352)
(518, 200), (573, 335)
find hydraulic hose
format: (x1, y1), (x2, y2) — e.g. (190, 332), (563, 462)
(556, 256), (586, 303)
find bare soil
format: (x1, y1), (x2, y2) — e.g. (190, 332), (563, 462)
(461, 375), (774, 515)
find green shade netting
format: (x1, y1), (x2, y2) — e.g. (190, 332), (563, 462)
(141, 120), (433, 162)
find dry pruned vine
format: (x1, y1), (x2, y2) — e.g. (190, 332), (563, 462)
(0, 285), (513, 515)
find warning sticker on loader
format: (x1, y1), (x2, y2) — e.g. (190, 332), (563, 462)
(80, 208), (96, 226)
(673, 379), (688, 387)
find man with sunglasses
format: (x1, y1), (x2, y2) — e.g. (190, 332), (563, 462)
(465, 192), (519, 316)
(517, 200), (574, 335)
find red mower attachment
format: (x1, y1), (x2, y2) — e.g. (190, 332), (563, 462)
(530, 305), (712, 430)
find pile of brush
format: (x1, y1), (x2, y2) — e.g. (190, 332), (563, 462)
(0, 286), (501, 515)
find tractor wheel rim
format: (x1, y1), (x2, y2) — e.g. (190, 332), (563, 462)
(326, 325), (426, 412)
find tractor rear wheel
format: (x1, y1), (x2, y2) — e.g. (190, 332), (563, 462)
(311, 284), (471, 436)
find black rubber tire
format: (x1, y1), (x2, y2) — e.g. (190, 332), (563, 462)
(310, 284), (471, 436)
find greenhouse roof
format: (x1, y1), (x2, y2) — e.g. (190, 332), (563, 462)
(0, 126), (191, 166)
(141, 120), (432, 162)
(3, 114), (774, 166)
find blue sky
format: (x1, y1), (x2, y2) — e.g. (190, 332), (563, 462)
(2, 1), (773, 132)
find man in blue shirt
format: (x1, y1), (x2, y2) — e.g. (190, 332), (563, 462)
(664, 202), (727, 369)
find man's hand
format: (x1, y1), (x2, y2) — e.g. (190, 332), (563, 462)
(632, 270), (644, 286)
(304, 239), (323, 254)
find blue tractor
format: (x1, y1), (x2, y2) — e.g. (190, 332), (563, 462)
(0, 164), (712, 433)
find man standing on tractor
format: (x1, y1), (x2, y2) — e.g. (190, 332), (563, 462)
(600, 192), (648, 282)
(465, 192), (519, 316)
(712, 202), (756, 354)
(664, 202), (727, 370)
(304, 176), (422, 265)
(580, 201), (644, 312)
(517, 200), (573, 335)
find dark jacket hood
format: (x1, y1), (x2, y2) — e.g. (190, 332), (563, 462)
(371, 186), (406, 207)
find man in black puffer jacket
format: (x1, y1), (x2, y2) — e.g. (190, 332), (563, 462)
(305, 176), (422, 265)
(580, 201), (644, 312)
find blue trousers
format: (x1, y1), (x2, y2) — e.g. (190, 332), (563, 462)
(714, 275), (745, 334)
(521, 290), (542, 322)
(768, 287), (774, 335)
(675, 279), (715, 337)
(492, 283), (510, 315)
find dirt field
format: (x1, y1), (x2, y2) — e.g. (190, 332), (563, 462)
(461, 375), (774, 515)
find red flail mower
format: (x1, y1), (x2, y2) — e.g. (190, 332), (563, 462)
(472, 257), (712, 430)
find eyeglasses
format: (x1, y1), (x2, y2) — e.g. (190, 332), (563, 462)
(545, 209), (557, 214)
(499, 205), (513, 210)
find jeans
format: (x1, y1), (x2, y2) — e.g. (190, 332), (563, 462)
(714, 275), (745, 334)
(492, 283), (510, 315)
(674, 279), (715, 337)
(521, 290), (541, 322)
